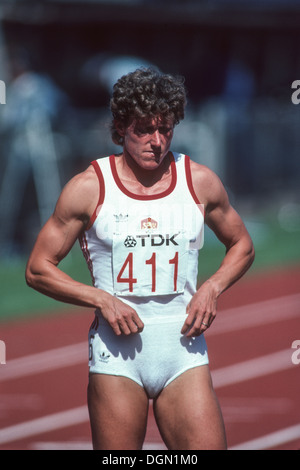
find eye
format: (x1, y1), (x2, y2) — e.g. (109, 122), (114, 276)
(158, 126), (172, 135)
(134, 125), (153, 135)
(134, 123), (173, 136)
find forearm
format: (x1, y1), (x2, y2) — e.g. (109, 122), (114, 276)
(205, 235), (255, 298)
(26, 257), (144, 336)
(25, 259), (101, 309)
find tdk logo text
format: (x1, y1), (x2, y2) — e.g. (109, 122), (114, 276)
(124, 233), (179, 248)
(0, 80), (6, 104)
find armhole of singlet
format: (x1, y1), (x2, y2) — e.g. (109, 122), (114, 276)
(86, 160), (105, 230)
(184, 155), (205, 217)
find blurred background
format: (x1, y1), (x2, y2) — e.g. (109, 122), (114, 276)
(0, 0), (300, 320)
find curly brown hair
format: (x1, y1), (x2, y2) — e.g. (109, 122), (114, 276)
(110, 67), (187, 146)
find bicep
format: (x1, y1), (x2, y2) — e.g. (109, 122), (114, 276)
(205, 202), (249, 251)
(203, 173), (249, 250)
(27, 171), (95, 270)
(30, 212), (84, 267)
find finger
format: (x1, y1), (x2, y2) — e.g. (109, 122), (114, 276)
(109, 318), (122, 336)
(185, 318), (203, 337)
(132, 314), (144, 333)
(119, 320), (132, 336)
(113, 299), (144, 335)
(198, 314), (216, 335)
(200, 319), (210, 329)
(124, 307), (144, 334)
(185, 314), (211, 337)
(126, 317), (144, 334)
(116, 312), (136, 336)
(181, 313), (194, 335)
(181, 301), (194, 335)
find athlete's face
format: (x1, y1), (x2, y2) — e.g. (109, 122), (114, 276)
(119, 116), (174, 170)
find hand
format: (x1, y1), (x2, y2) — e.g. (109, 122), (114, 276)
(98, 291), (144, 336)
(181, 281), (218, 337)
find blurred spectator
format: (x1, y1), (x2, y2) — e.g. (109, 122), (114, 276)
(0, 47), (66, 257)
(80, 53), (157, 93)
(222, 58), (256, 195)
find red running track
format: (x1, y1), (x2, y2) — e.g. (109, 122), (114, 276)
(0, 266), (299, 450)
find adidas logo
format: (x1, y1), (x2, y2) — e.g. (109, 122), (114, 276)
(99, 351), (110, 363)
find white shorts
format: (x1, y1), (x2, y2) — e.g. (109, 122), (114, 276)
(88, 316), (209, 399)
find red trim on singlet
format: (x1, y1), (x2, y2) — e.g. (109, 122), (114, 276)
(87, 160), (105, 229)
(184, 155), (205, 216)
(109, 153), (177, 200)
(79, 233), (95, 286)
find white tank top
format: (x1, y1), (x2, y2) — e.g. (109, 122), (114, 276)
(79, 152), (204, 322)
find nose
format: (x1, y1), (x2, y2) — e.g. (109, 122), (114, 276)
(150, 129), (161, 147)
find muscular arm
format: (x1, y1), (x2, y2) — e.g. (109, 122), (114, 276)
(182, 162), (255, 337)
(25, 166), (144, 336)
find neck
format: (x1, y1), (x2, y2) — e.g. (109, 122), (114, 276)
(118, 151), (172, 188)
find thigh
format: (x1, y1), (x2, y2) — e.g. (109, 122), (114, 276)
(153, 365), (227, 450)
(88, 373), (149, 450)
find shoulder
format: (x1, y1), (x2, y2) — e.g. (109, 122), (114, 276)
(188, 159), (228, 210)
(189, 159), (217, 184)
(54, 164), (100, 225)
(66, 164), (98, 192)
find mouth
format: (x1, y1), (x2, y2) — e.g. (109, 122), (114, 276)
(146, 150), (162, 160)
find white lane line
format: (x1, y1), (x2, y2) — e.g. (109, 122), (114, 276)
(0, 348), (297, 446)
(1, 293), (298, 383)
(211, 349), (294, 388)
(0, 406), (89, 446)
(32, 441), (92, 450)
(28, 425), (300, 450)
(0, 294), (298, 447)
(209, 293), (300, 335)
(31, 440), (167, 450)
(0, 403), (167, 448)
(1, 404), (299, 450)
(230, 423), (300, 450)
(0, 342), (87, 382)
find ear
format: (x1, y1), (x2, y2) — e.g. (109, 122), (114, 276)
(114, 120), (125, 136)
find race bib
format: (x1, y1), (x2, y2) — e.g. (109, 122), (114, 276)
(112, 227), (189, 296)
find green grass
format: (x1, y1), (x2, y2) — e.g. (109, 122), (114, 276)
(0, 211), (299, 322)
(0, 245), (90, 321)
